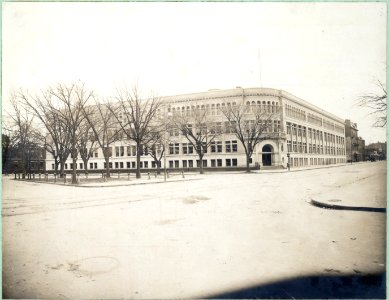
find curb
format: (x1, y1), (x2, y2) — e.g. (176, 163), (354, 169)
(10, 177), (202, 188)
(310, 199), (386, 213)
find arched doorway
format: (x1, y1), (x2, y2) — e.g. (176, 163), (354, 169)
(262, 145), (273, 166)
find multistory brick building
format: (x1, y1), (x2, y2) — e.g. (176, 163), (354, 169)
(45, 87), (347, 172)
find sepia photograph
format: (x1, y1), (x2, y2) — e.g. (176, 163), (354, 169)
(2, 2), (386, 299)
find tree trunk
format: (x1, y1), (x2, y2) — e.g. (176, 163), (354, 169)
(156, 159), (161, 175)
(82, 157), (88, 173)
(136, 142), (141, 179)
(72, 150), (77, 184)
(105, 155), (110, 178)
(246, 154), (251, 173)
(59, 159), (65, 178)
(199, 153), (204, 174)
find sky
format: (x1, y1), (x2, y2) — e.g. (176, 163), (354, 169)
(2, 2), (387, 144)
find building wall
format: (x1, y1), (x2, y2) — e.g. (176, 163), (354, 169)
(45, 87), (347, 172)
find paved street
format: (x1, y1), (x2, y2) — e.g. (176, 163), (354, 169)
(2, 161), (386, 299)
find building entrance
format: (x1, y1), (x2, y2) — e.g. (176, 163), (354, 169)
(262, 145), (273, 166)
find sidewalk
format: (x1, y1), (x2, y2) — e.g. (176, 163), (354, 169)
(310, 168), (386, 211)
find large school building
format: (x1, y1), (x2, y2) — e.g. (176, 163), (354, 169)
(45, 87), (347, 172)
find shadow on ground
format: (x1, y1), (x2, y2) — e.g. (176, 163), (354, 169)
(205, 272), (385, 299)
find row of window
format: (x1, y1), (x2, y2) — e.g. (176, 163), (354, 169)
(168, 120), (281, 137)
(287, 140), (346, 155)
(165, 100), (280, 117)
(51, 158), (239, 170)
(289, 157), (346, 167)
(169, 140), (238, 155)
(286, 122), (345, 145)
(285, 104), (306, 121)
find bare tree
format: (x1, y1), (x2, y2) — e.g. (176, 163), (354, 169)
(171, 104), (222, 174)
(19, 88), (72, 177)
(77, 118), (99, 174)
(6, 93), (42, 176)
(82, 100), (121, 178)
(144, 128), (165, 175)
(48, 83), (93, 183)
(220, 101), (278, 172)
(110, 86), (162, 179)
(357, 80), (387, 127)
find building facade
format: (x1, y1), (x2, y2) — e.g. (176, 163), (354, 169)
(45, 87), (347, 172)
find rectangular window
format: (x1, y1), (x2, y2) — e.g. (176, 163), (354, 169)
(80, 163), (83, 169)
(90, 162), (93, 169)
(127, 162), (131, 168)
(211, 142), (216, 153)
(287, 141), (292, 152)
(286, 122), (291, 134)
(211, 159), (216, 167)
(169, 161), (174, 168)
(127, 146), (131, 156)
(174, 143), (180, 155)
(94, 163), (97, 169)
(120, 162), (124, 169)
(144, 161), (148, 168)
(226, 141), (231, 153)
(183, 143), (188, 154)
(131, 162), (135, 168)
(216, 141), (222, 153)
(217, 159), (222, 167)
(174, 160), (179, 168)
(169, 143), (174, 155)
(52, 164), (55, 170)
(188, 160), (193, 168)
(226, 159), (231, 167)
(202, 160), (207, 167)
(151, 161), (156, 168)
(94, 152), (98, 158)
(232, 159), (238, 166)
(232, 140), (238, 152)
(115, 162), (119, 168)
(183, 160), (187, 168)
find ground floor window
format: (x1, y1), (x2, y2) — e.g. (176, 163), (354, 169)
(226, 159), (231, 167)
(217, 159), (222, 167)
(174, 160), (179, 168)
(232, 159), (237, 166)
(211, 159), (216, 167)
(169, 161), (173, 168)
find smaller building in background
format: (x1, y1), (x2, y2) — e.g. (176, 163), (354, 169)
(345, 119), (361, 162)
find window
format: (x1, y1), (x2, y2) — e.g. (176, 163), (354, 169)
(115, 146), (124, 157)
(131, 162), (135, 168)
(226, 159), (231, 167)
(217, 159), (222, 167)
(144, 161), (148, 168)
(169, 161), (173, 168)
(52, 164), (55, 170)
(226, 141), (231, 153)
(188, 160), (193, 168)
(211, 159), (216, 167)
(80, 163), (83, 169)
(174, 143), (179, 155)
(90, 163), (93, 169)
(94, 152), (98, 158)
(127, 162), (131, 168)
(287, 140), (292, 152)
(183, 160), (187, 168)
(174, 160), (179, 168)
(202, 160), (207, 167)
(115, 162), (119, 168)
(120, 162), (124, 169)
(232, 159), (237, 166)
(232, 140), (237, 152)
